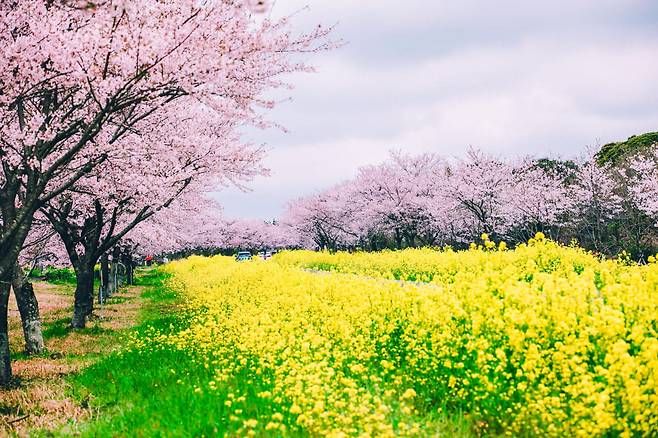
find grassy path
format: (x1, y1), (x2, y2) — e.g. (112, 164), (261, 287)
(1, 272), (153, 437)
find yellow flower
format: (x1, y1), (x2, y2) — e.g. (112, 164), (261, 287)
(401, 388), (417, 400)
(158, 241), (658, 437)
(243, 419), (258, 428)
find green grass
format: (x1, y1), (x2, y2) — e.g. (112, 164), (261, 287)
(65, 336), (296, 436)
(41, 313), (115, 341)
(102, 295), (130, 305)
(56, 269), (302, 437)
(30, 266), (101, 292)
(68, 331), (225, 436)
(42, 316), (73, 339)
(41, 267), (77, 285)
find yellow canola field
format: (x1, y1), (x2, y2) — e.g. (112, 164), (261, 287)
(162, 237), (658, 437)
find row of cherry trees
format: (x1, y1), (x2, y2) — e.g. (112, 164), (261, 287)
(0, 0), (330, 385)
(279, 147), (658, 255)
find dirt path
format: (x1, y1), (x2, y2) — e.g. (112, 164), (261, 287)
(1, 281), (145, 436)
(8, 282), (72, 317)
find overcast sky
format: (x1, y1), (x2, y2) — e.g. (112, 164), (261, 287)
(214, 0), (658, 220)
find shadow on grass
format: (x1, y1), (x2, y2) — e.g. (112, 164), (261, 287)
(42, 317), (113, 340)
(42, 317), (72, 339)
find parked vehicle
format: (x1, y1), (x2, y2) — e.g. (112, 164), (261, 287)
(235, 251), (252, 261)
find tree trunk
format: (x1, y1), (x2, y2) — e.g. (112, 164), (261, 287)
(123, 249), (134, 285)
(99, 253), (109, 303)
(404, 231), (416, 248)
(107, 248), (119, 296)
(0, 278), (12, 386)
(394, 229), (403, 250)
(12, 266), (44, 355)
(71, 263), (95, 329)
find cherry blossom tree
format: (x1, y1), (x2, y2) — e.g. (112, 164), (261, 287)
(282, 183), (361, 251)
(0, 0), (331, 384)
(222, 218), (297, 251)
(567, 152), (623, 253)
(41, 105), (267, 327)
(445, 149), (516, 240)
(127, 193), (228, 257)
(352, 152), (452, 248)
(628, 147), (658, 218)
(503, 159), (572, 242)
(278, 150), (588, 251)
(608, 147), (658, 257)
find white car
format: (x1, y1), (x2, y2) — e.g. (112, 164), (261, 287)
(235, 251), (252, 261)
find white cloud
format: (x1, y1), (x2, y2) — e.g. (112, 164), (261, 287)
(219, 1), (658, 219)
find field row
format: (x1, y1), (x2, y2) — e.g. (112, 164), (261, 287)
(142, 237), (658, 436)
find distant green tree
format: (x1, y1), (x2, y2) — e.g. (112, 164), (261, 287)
(596, 132), (658, 165)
